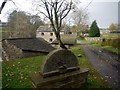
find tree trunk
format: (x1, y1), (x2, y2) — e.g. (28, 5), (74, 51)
(56, 34), (67, 49)
(59, 39), (67, 49)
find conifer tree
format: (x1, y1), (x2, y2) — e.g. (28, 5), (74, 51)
(89, 20), (100, 37)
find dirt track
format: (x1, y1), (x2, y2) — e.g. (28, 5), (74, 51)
(81, 44), (120, 89)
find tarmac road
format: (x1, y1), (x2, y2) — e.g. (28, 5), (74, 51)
(81, 44), (120, 89)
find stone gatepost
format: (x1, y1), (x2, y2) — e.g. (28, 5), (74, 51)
(30, 49), (89, 89)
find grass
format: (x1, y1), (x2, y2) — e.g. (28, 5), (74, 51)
(2, 45), (110, 88)
(92, 43), (120, 55)
(0, 62), (2, 88)
(2, 56), (45, 88)
(102, 46), (120, 55)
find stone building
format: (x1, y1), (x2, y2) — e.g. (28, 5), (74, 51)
(2, 38), (55, 60)
(36, 25), (64, 43)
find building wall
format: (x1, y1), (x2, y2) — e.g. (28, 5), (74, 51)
(2, 40), (23, 60)
(36, 31), (64, 43)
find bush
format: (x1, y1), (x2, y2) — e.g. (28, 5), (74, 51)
(101, 38), (120, 48)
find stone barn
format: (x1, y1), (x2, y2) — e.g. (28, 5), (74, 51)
(2, 38), (55, 60)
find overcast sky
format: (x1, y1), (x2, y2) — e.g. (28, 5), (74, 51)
(82, 1), (119, 28)
(0, 0), (119, 28)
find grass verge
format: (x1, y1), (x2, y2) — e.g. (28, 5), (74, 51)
(92, 44), (120, 55)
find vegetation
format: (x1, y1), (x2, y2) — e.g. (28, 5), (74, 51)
(89, 20), (100, 37)
(71, 25), (77, 33)
(101, 38), (120, 48)
(5, 10), (44, 38)
(102, 46), (120, 55)
(109, 23), (117, 32)
(92, 44), (120, 55)
(2, 45), (110, 88)
(100, 33), (120, 48)
(71, 8), (89, 36)
(2, 55), (45, 88)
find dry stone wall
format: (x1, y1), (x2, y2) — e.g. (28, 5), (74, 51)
(2, 40), (23, 60)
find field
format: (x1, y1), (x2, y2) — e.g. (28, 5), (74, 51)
(2, 45), (110, 88)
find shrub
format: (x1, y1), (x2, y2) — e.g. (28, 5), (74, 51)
(101, 38), (120, 48)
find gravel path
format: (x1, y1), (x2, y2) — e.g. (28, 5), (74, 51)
(81, 44), (120, 89)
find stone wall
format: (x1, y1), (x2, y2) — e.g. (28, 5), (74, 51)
(2, 40), (23, 60)
(85, 37), (102, 43)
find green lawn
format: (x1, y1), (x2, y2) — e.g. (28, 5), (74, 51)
(2, 45), (110, 88)
(2, 56), (45, 88)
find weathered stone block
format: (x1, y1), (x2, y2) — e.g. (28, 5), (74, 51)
(30, 68), (89, 89)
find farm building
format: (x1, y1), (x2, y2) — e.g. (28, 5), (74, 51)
(36, 24), (71, 43)
(36, 25), (64, 43)
(2, 38), (55, 60)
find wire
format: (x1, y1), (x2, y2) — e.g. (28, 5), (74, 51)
(10, 0), (18, 9)
(83, 0), (93, 11)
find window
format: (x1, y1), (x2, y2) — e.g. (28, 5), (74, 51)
(50, 33), (53, 36)
(49, 38), (53, 42)
(41, 32), (44, 36)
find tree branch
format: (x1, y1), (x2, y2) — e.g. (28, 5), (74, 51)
(61, 1), (72, 20)
(39, 11), (49, 19)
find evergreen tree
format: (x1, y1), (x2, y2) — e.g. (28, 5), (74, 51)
(89, 20), (100, 37)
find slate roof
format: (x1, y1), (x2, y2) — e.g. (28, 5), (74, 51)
(36, 25), (53, 32)
(36, 25), (65, 32)
(3, 38), (55, 53)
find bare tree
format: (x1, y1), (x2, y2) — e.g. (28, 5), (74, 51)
(0, 0), (7, 14)
(0, 0), (17, 14)
(33, 0), (77, 49)
(72, 8), (89, 35)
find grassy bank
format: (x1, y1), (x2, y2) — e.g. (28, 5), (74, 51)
(2, 45), (110, 88)
(92, 44), (120, 55)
